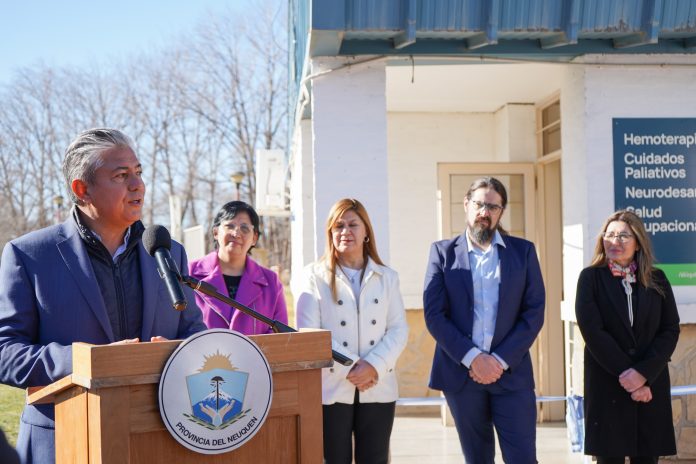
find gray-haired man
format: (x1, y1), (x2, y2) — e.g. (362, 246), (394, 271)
(0, 128), (206, 463)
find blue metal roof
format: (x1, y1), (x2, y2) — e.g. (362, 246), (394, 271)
(290, 0), (696, 67)
(288, 0), (696, 129)
(306, 0), (696, 52)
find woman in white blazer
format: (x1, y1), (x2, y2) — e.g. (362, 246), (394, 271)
(296, 198), (409, 464)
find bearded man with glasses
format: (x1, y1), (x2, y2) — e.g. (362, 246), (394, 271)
(423, 176), (546, 464)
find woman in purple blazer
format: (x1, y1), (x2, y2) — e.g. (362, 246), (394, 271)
(188, 201), (288, 334)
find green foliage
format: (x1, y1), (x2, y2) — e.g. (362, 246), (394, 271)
(0, 384), (24, 446)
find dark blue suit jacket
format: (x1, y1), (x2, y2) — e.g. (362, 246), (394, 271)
(0, 218), (206, 463)
(423, 232), (545, 392)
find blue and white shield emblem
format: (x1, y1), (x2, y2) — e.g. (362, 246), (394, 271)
(185, 352), (249, 429)
(159, 329), (273, 454)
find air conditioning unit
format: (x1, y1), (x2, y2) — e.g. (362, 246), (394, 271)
(255, 149), (290, 217)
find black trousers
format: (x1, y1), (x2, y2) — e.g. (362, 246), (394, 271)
(322, 390), (396, 464)
(596, 457), (659, 464)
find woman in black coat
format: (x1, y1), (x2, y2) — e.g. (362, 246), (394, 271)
(575, 210), (680, 464)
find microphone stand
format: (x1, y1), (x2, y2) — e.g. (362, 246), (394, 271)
(181, 275), (353, 367)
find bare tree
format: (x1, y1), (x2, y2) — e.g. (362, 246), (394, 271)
(0, 0), (290, 269)
(181, 1), (290, 266)
(182, 2), (287, 201)
(0, 66), (68, 235)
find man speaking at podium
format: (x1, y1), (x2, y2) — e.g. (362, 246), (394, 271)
(0, 128), (206, 464)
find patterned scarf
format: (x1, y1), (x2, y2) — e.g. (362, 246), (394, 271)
(608, 260), (637, 326)
(608, 260), (637, 282)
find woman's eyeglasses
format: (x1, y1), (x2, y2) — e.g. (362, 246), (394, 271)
(603, 232), (634, 243)
(224, 223), (253, 235)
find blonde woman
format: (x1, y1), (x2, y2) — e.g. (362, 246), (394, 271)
(296, 198), (409, 464)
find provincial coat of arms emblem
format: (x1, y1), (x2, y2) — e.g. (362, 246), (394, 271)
(184, 351), (249, 429)
(159, 329), (273, 454)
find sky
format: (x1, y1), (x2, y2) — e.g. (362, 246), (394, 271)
(0, 0), (248, 85)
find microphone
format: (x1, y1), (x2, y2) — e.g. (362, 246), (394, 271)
(143, 225), (187, 311)
(143, 226), (353, 367)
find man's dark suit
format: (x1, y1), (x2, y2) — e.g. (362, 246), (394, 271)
(423, 232), (545, 463)
(0, 218), (206, 464)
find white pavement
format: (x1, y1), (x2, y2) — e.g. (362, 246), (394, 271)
(390, 415), (587, 464)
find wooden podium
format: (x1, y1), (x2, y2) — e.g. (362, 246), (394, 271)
(28, 330), (333, 464)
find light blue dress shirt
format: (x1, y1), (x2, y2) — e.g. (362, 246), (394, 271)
(461, 229), (509, 370)
(92, 226), (132, 262)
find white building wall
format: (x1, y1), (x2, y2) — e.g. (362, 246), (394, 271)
(310, 57), (390, 263)
(494, 103), (537, 163)
(290, 119), (316, 292)
(502, 104), (537, 162)
(387, 110), (537, 308)
(493, 107), (510, 162)
(560, 65), (589, 320)
(562, 55), (696, 320)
